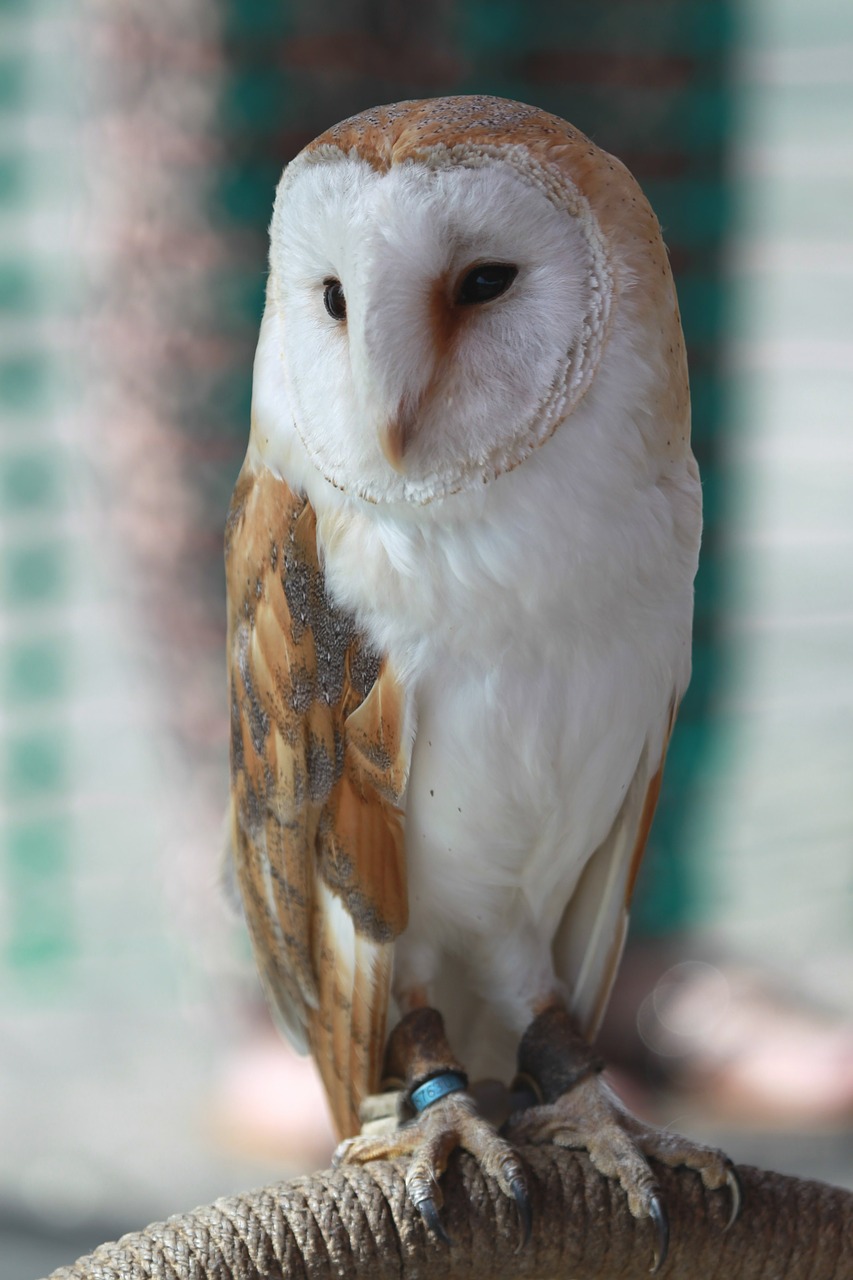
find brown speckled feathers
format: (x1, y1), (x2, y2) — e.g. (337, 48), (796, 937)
(226, 464), (409, 1137)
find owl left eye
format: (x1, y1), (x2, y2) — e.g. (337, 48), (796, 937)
(323, 278), (347, 321)
(456, 263), (518, 306)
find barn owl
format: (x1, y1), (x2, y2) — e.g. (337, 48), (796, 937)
(226, 95), (737, 1269)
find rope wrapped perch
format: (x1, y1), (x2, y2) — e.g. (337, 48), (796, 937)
(44, 1146), (853, 1280)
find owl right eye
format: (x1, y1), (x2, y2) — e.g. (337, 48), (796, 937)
(456, 263), (518, 306)
(323, 278), (347, 321)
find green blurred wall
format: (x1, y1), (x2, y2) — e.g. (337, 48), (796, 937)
(0, 7), (76, 985)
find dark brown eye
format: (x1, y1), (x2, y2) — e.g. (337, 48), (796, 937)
(323, 278), (346, 321)
(456, 263), (518, 306)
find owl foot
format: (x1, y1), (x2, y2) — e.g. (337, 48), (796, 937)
(506, 1004), (740, 1273)
(335, 1087), (530, 1245)
(334, 1006), (530, 1246)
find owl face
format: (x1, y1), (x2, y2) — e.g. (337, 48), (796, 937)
(267, 144), (613, 506)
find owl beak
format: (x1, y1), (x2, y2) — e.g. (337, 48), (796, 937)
(379, 397), (419, 472)
(380, 419), (407, 472)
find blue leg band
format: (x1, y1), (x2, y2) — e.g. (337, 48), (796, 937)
(409, 1071), (468, 1114)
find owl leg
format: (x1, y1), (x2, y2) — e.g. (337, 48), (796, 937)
(506, 1002), (740, 1273)
(334, 1005), (531, 1246)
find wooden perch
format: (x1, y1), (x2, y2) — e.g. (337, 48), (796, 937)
(43, 1147), (853, 1279)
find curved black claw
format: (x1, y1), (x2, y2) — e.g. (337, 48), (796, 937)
(725, 1166), (742, 1230)
(511, 1175), (532, 1249)
(648, 1195), (669, 1274)
(415, 1195), (454, 1247)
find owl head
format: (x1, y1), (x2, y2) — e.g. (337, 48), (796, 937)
(254, 96), (688, 507)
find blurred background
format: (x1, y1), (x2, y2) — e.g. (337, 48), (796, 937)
(2, 0), (852, 1275)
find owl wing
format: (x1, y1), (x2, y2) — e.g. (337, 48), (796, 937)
(553, 702), (678, 1040)
(225, 461), (410, 1138)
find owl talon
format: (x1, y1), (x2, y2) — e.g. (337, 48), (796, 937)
(414, 1194), (453, 1245)
(725, 1166), (742, 1230)
(648, 1195), (669, 1273)
(511, 1174), (533, 1248)
(331, 1137), (353, 1168)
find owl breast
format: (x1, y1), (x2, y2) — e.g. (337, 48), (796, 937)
(308, 384), (700, 1053)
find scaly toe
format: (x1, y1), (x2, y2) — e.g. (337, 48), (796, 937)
(333, 1123), (420, 1167)
(620, 1112), (741, 1226)
(462, 1126), (532, 1246)
(507, 1069), (737, 1267)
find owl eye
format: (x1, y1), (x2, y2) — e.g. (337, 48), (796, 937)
(456, 263), (518, 306)
(323, 278), (347, 321)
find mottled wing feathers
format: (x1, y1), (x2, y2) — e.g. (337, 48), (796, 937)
(226, 463), (409, 1137)
(554, 703), (677, 1041)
